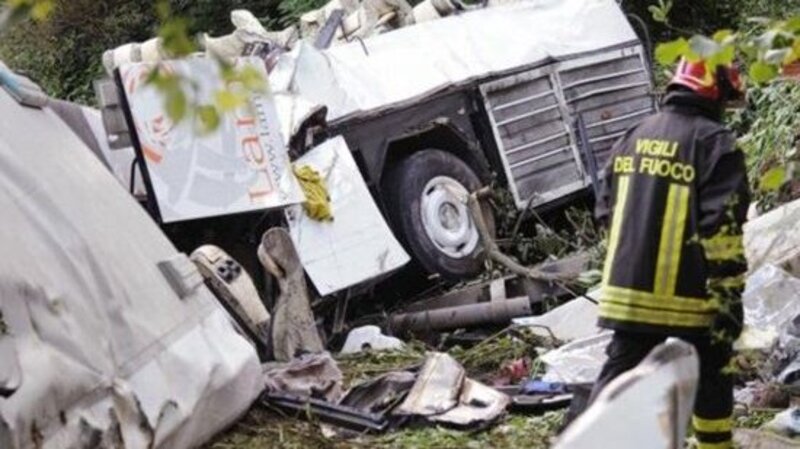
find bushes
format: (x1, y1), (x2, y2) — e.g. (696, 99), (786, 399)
(0, 0), (292, 104)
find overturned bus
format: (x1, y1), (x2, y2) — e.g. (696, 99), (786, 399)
(99, 0), (656, 288)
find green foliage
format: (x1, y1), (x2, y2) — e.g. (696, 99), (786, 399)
(0, 0), (283, 105)
(734, 82), (800, 211)
(275, 0), (329, 27)
(0, 0), (158, 103)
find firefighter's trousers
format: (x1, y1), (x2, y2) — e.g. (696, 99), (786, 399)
(589, 331), (734, 449)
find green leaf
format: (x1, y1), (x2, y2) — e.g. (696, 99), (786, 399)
(689, 35), (722, 59)
(655, 38), (689, 65)
(760, 167), (786, 192)
(713, 30), (733, 43)
(786, 16), (800, 33)
(238, 65), (267, 93)
(195, 105), (220, 134)
(214, 90), (246, 111)
(749, 61), (779, 83)
(165, 87), (187, 122)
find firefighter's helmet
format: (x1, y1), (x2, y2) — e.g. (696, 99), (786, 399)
(669, 58), (744, 102)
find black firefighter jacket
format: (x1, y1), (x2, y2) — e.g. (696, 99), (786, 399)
(595, 90), (750, 337)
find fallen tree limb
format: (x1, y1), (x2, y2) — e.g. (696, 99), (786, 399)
(467, 187), (580, 283)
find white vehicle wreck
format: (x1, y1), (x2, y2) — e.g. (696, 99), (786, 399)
(0, 64), (263, 449)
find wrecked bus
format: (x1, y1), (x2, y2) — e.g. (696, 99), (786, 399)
(98, 0), (656, 286)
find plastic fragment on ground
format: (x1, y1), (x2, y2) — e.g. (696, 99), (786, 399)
(540, 332), (613, 384)
(513, 293), (600, 343)
(340, 325), (406, 354)
(742, 264), (800, 334)
(395, 352), (465, 416)
(263, 352), (344, 402)
(735, 429), (800, 448)
(763, 408), (800, 439)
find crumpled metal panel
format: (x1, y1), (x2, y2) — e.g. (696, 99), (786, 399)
(0, 83), (262, 449)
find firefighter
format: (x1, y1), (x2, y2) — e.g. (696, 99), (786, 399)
(590, 58), (750, 449)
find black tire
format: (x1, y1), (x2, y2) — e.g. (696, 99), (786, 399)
(384, 149), (495, 281)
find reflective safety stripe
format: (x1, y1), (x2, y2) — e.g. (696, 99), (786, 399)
(696, 441), (732, 449)
(654, 184), (690, 296)
(603, 176), (631, 284)
(708, 274), (746, 290)
(693, 415), (732, 433)
(599, 300), (714, 328)
(702, 234), (744, 262)
(602, 285), (716, 313)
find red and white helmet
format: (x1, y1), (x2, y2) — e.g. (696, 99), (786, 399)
(669, 58), (744, 101)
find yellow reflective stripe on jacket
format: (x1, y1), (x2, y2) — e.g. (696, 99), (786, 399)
(696, 442), (732, 449)
(701, 234), (744, 262)
(599, 301), (714, 328)
(602, 285), (716, 313)
(603, 176), (631, 284)
(654, 184), (690, 296)
(692, 415), (732, 434)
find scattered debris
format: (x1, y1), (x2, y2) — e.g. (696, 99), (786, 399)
(744, 197), (800, 274)
(341, 325), (406, 354)
(555, 340), (699, 449)
(339, 371), (417, 415)
(743, 264), (800, 334)
(263, 352), (344, 402)
(259, 228), (326, 361)
(513, 294), (601, 343)
(540, 332), (613, 384)
(734, 428), (800, 449)
(764, 408), (800, 439)
(263, 392), (390, 433)
(192, 245), (273, 357)
(395, 352), (465, 417)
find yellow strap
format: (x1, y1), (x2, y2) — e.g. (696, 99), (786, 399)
(654, 184), (690, 296)
(702, 234), (744, 262)
(603, 175), (631, 284)
(599, 301), (714, 328)
(693, 415), (733, 433)
(601, 285), (716, 313)
(293, 164), (333, 222)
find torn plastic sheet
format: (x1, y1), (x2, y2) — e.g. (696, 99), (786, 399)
(286, 136), (410, 296)
(742, 264), (800, 334)
(555, 339), (699, 449)
(263, 352), (344, 402)
(513, 293), (601, 343)
(0, 81), (262, 449)
(541, 332), (612, 384)
(744, 198), (800, 274)
(340, 325), (406, 354)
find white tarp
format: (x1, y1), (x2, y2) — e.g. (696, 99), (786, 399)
(286, 136), (410, 295)
(0, 72), (262, 449)
(270, 0), (638, 124)
(120, 57), (303, 223)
